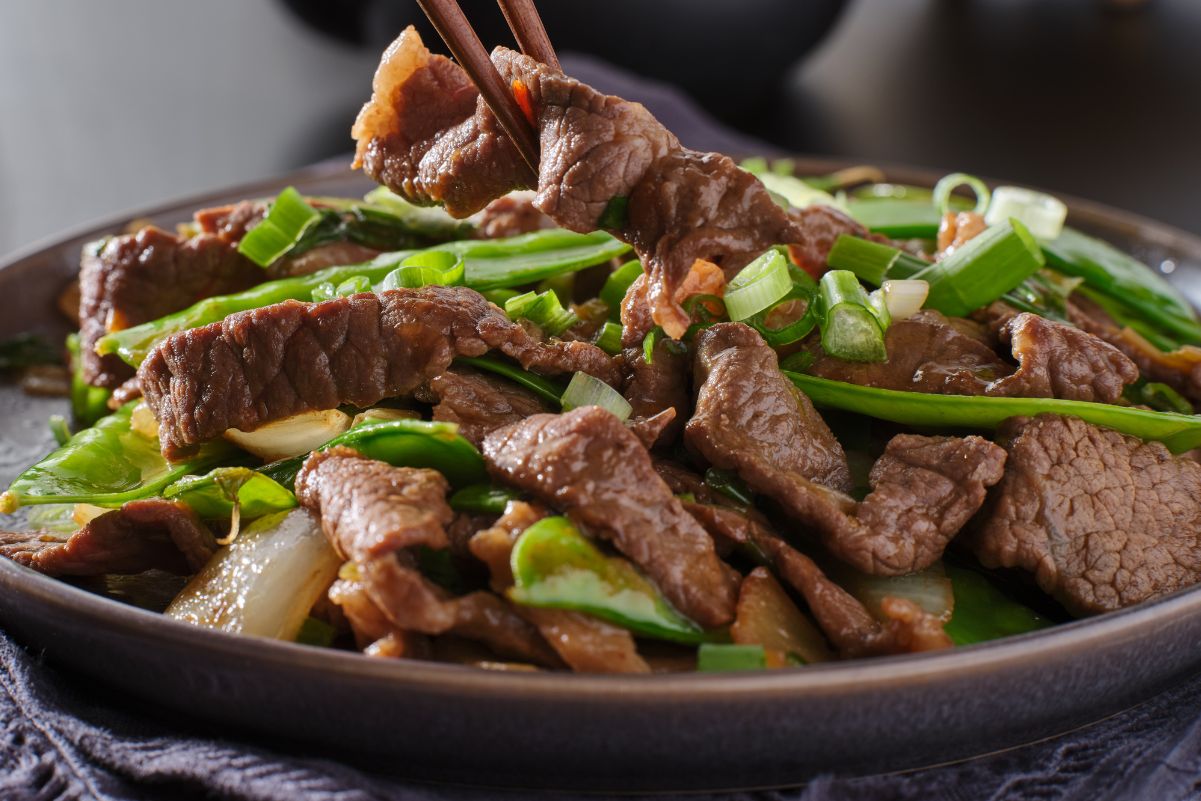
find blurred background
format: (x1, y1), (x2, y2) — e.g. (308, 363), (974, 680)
(1, 0), (1196, 256)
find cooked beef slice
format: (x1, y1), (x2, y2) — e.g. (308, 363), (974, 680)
(682, 495), (950, 656)
(987, 313), (1138, 403)
(482, 406), (739, 627)
(296, 447), (559, 665)
(806, 310), (1137, 404)
(328, 576), (431, 658)
(687, 323), (851, 493)
(474, 192), (555, 239)
(79, 226), (262, 389)
(1070, 295), (1201, 408)
(0, 499), (215, 576)
(295, 446), (451, 561)
(469, 501), (650, 673)
(415, 366), (551, 448)
(352, 27), (867, 340)
(139, 285), (617, 458)
(974, 414), (1201, 615)
(620, 341), (691, 450)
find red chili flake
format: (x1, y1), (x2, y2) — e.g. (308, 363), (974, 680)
(511, 80), (536, 127)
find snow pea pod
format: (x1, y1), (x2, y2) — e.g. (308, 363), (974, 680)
(163, 467), (297, 521)
(508, 515), (713, 644)
(0, 403), (236, 512)
(260, 419), (486, 490)
(786, 372), (1201, 454)
(943, 565), (1051, 646)
(98, 229), (630, 367)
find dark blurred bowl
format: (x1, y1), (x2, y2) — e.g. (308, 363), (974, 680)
(279, 0), (848, 119)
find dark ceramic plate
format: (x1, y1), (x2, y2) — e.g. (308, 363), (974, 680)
(3, 160), (1201, 792)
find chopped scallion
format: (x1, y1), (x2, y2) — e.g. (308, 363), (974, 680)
(818, 270), (889, 362)
(985, 186), (1068, 240)
(378, 250), (465, 290)
(724, 249), (791, 321)
(697, 643), (767, 672)
(560, 372), (631, 421)
(599, 260), (644, 318)
(237, 187), (322, 267)
(594, 321), (623, 355)
(932, 173), (991, 216)
(913, 219), (1045, 317)
(825, 234), (928, 286)
(504, 290), (579, 336)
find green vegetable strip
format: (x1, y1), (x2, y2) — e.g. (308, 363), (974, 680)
(164, 467), (297, 521)
(599, 259), (644, 317)
(593, 322), (623, 355)
(944, 565), (1051, 646)
(786, 372), (1201, 454)
(98, 229), (630, 367)
(913, 220), (1045, 317)
(817, 270), (889, 362)
(825, 234), (928, 286)
(1042, 227), (1201, 346)
(260, 419), (486, 491)
(724, 249), (792, 321)
(379, 250), (465, 290)
(449, 483), (522, 515)
(696, 643), (767, 672)
(454, 356), (566, 406)
(845, 198), (942, 239)
(237, 187), (322, 267)
(508, 516), (711, 644)
(66, 333), (112, 428)
(0, 403), (236, 512)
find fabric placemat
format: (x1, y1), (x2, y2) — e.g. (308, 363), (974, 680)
(3, 54), (1200, 801)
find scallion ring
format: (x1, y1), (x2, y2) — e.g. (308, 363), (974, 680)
(985, 186), (1068, 240)
(724, 249), (791, 321)
(932, 173), (991, 217)
(560, 372), (632, 421)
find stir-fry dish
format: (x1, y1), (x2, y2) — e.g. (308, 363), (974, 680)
(5, 27), (1201, 673)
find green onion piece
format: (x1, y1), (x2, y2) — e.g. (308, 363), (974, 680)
(455, 356), (566, 406)
(785, 372), (1201, 454)
(509, 516), (710, 644)
(913, 219), (1045, 318)
(594, 321), (624, 355)
(503, 289), (579, 336)
(754, 172), (844, 212)
(379, 250), (465, 290)
(560, 372), (631, 421)
(642, 326), (661, 365)
(846, 198), (942, 239)
(599, 260), (644, 317)
(932, 173), (991, 216)
(704, 467), (753, 507)
(825, 234), (928, 286)
(985, 186), (1067, 240)
(66, 333), (112, 428)
(310, 282), (336, 302)
(449, 483), (522, 515)
(311, 275), (371, 302)
(362, 186), (476, 240)
(48, 416), (70, 447)
(237, 187), (322, 267)
(598, 196), (629, 229)
(818, 270), (889, 362)
(724, 249), (792, 321)
(697, 643), (767, 672)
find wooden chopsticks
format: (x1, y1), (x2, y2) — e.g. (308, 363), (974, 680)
(414, 0), (560, 175)
(496, 0), (561, 71)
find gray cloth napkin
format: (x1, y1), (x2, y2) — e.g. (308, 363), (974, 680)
(3, 54), (1201, 801)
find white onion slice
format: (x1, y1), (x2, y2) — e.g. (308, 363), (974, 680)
(224, 409), (352, 461)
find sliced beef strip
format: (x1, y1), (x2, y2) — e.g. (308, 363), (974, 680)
(686, 324), (1006, 574)
(974, 414), (1201, 615)
(1070, 295), (1201, 408)
(469, 501), (650, 673)
(415, 366), (551, 448)
(805, 310), (1137, 404)
(328, 576), (431, 658)
(139, 285), (618, 459)
(79, 226), (263, 389)
(681, 493), (950, 657)
(687, 323), (851, 493)
(620, 341), (691, 450)
(353, 27), (863, 340)
(0, 499), (215, 577)
(295, 447), (559, 665)
(295, 446), (451, 561)
(482, 406), (739, 627)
